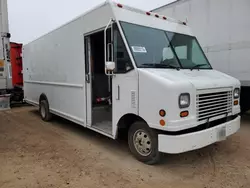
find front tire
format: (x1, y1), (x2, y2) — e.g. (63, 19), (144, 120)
(128, 121), (160, 165)
(39, 100), (52, 122)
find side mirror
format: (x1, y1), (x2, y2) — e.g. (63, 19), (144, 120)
(105, 61), (115, 76)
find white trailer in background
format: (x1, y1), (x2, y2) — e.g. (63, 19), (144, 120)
(0, 0), (11, 109)
(153, 0), (250, 112)
(0, 0), (12, 94)
(24, 1), (241, 164)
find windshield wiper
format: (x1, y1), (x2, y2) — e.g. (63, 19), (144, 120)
(158, 64), (180, 70)
(190, 64), (208, 71)
(141, 63), (180, 70)
(141, 63), (155, 67)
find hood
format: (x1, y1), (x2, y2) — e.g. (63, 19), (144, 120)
(139, 69), (240, 89)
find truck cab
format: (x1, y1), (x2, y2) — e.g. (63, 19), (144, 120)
(103, 2), (241, 163)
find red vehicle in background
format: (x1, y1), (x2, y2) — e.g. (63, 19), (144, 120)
(9, 42), (23, 102)
(10, 42), (23, 87)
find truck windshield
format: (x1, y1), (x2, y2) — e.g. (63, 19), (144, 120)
(120, 22), (212, 70)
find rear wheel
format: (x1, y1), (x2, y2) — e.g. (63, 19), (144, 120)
(128, 121), (160, 165)
(39, 100), (52, 121)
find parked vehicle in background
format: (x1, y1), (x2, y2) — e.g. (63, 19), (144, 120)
(153, 0), (250, 113)
(0, 0), (12, 95)
(10, 42), (23, 87)
(0, 0), (24, 106)
(23, 1), (241, 164)
(0, 0), (12, 109)
(9, 42), (23, 102)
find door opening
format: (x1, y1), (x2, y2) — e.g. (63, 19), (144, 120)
(85, 29), (113, 135)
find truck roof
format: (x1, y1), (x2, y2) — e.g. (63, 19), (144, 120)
(26, 0), (191, 45)
(112, 1), (187, 25)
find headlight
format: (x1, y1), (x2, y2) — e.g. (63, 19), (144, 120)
(179, 93), (190, 108)
(234, 88), (240, 99)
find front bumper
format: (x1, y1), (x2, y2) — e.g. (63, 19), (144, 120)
(158, 116), (240, 154)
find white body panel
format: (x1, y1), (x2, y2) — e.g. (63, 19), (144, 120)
(112, 71), (139, 136)
(159, 116), (240, 154)
(0, 0), (11, 90)
(24, 1), (240, 155)
(138, 69), (240, 132)
(24, 3), (114, 127)
(153, 0), (250, 86)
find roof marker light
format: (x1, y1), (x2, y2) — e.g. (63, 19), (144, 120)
(146, 12), (151, 16)
(117, 3), (123, 8)
(155, 14), (159, 18)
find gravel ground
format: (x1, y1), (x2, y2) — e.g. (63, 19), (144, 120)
(0, 106), (250, 188)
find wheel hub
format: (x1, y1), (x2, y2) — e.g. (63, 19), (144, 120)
(133, 130), (152, 156)
(41, 105), (46, 118)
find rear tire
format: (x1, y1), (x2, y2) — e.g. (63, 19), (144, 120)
(39, 100), (52, 121)
(128, 121), (161, 165)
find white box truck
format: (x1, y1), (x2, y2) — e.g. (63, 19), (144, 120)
(153, 0), (250, 113)
(0, 0), (12, 94)
(23, 1), (241, 164)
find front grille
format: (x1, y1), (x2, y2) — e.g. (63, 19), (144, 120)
(197, 90), (233, 121)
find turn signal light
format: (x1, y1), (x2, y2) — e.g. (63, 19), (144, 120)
(234, 100), (239, 106)
(180, 111), (189, 118)
(160, 120), (166, 126)
(159, 109), (166, 117)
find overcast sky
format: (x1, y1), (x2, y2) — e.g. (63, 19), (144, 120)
(7, 0), (175, 44)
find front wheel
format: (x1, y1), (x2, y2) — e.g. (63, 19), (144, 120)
(128, 121), (161, 165)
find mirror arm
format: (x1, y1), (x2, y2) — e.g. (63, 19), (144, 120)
(104, 18), (115, 76)
(104, 18), (114, 63)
